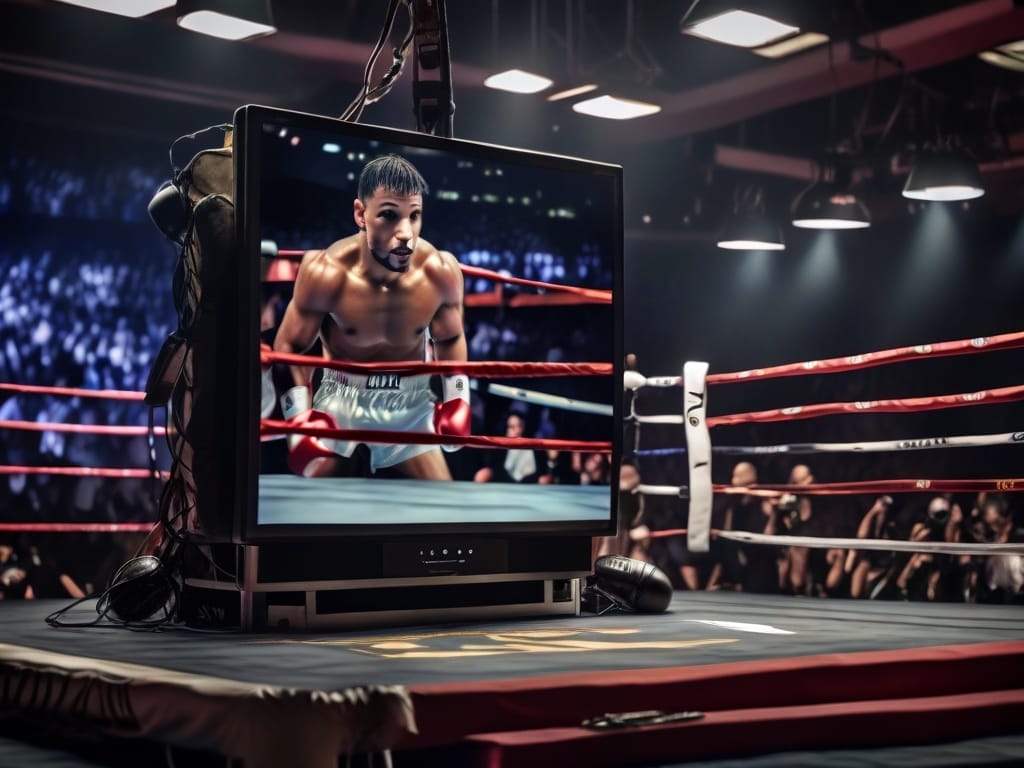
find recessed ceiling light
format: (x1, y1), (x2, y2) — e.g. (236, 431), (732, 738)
(177, 1), (276, 41)
(178, 11), (276, 40)
(572, 95), (661, 120)
(483, 69), (554, 94)
(53, 0), (174, 16)
(684, 9), (799, 49)
(978, 40), (1024, 72)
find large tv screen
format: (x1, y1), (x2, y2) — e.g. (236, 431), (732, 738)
(232, 105), (622, 542)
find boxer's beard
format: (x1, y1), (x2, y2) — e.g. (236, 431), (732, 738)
(372, 248), (410, 273)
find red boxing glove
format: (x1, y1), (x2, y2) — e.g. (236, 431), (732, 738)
(434, 374), (471, 452)
(280, 385), (338, 477)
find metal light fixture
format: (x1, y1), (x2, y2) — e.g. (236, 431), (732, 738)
(717, 211), (786, 250)
(177, 0), (276, 41)
(791, 181), (871, 229)
(902, 147), (985, 202)
(718, 186), (785, 251)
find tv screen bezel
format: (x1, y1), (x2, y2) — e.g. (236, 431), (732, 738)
(232, 103), (623, 544)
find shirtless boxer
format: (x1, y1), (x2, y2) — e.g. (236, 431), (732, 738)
(272, 154), (469, 479)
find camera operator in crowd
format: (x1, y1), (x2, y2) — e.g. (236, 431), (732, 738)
(895, 495), (962, 602)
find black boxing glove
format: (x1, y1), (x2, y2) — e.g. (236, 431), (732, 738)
(592, 555), (673, 613)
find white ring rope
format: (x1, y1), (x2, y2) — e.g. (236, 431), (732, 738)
(633, 430), (1024, 456)
(632, 414), (686, 425)
(714, 430), (1024, 454)
(473, 380), (613, 416)
(636, 483), (689, 497)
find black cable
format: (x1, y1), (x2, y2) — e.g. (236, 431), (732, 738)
(341, 0), (404, 121)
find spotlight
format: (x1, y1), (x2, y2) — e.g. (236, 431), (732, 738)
(176, 0), (276, 41)
(791, 182), (871, 229)
(902, 147), (985, 202)
(717, 211), (785, 251)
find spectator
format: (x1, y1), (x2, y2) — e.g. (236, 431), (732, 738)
(474, 411), (547, 484)
(846, 495), (901, 599)
(980, 496), (1024, 604)
(896, 495), (960, 601)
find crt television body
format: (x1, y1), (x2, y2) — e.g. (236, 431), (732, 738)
(184, 105), (623, 628)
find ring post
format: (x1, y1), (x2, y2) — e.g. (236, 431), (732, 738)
(684, 361), (712, 554)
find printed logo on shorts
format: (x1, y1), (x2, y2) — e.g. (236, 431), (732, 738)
(367, 374), (402, 390)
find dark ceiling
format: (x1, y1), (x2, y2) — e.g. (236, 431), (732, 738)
(3, 0), (1024, 231)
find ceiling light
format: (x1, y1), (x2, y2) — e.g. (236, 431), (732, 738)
(902, 148), (985, 202)
(978, 41), (1024, 72)
(483, 69), (554, 94)
(547, 84), (599, 102)
(53, 0), (174, 16)
(717, 212), (785, 251)
(177, 0), (276, 41)
(572, 95), (661, 120)
(753, 32), (829, 59)
(684, 10), (799, 49)
(791, 183), (871, 229)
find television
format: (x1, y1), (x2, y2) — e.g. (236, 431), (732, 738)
(180, 105), (623, 629)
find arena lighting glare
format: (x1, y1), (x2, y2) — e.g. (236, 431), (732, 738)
(902, 148), (985, 202)
(572, 95), (661, 120)
(717, 211), (785, 251)
(683, 9), (799, 49)
(791, 183), (871, 230)
(483, 69), (554, 94)
(54, 0), (174, 16)
(176, 0), (276, 41)
(547, 84), (599, 101)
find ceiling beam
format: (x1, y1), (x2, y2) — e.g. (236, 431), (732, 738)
(602, 0), (1024, 145)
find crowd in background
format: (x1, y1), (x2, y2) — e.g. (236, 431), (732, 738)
(1, 146), (175, 600)
(606, 367), (1024, 605)
(614, 459), (1024, 606)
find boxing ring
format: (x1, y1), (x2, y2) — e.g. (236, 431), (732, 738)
(3, 278), (1024, 765)
(258, 477), (607, 525)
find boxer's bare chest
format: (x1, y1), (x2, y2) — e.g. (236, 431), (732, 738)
(322, 273), (438, 361)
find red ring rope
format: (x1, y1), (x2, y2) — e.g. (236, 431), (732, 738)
(0, 466), (167, 479)
(0, 382), (145, 401)
(0, 420), (165, 437)
(715, 479), (1024, 495)
(271, 250), (612, 303)
(459, 264), (611, 302)
(707, 384), (1024, 427)
(260, 350), (612, 378)
(707, 330), (1024, 384)
(259, 420), (611, 453)
(640, 527), (1024, 556)
(0, 522), (155, 533)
